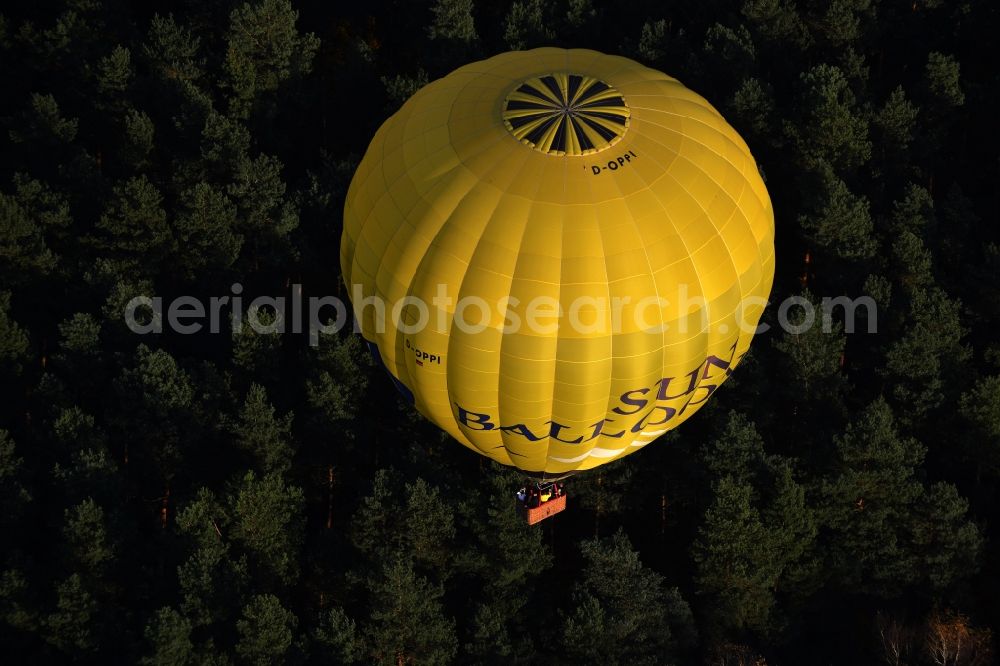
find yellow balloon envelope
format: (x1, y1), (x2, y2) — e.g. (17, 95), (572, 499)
(342, 48), (775, 476)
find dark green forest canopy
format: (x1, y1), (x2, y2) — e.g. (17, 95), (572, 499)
(1, 0), (999, 663)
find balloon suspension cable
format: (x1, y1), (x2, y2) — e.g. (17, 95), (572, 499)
(526, 470), (578, 485)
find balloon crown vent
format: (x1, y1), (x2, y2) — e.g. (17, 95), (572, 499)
(502, 74), (629, 156)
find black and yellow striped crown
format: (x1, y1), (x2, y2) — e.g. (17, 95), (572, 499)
(502, 73), (630, 156)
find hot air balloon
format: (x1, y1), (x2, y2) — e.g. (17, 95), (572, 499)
(342, 48), (774, 522)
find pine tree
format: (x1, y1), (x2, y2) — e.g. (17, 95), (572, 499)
(0, 567), (36, 638)
(874, 86), (919, 153)
(702, 23), (756, 87)
(925, 52), (964, 107)
(62, 498), (115, 576)
(428, 0), (478, 44)
(53, 313), (105, 393)
(772, 290), (848, 402)
(46, 574), (98, 653)
(815, 0), (869, 46)
(0, 292), (29, 377)
(796, 161), (876, 260)
(58, 313), (101, 357)
(93, 176), (175, 280)
(223, 0), (319, 118)
(96, 45), (133, 97)
(760, 461), (820, 612)
(175, 489), (248, 629)
(113, 345), (198, 482)
(700, 411), (766, 487)
(464, 603), (514, 664)
(636, 19), (671, 66)
(0, 430), (31, 524)
(503, 0), (555, 51)
(793, 64), (871, 170)
(863, 274), (892, 314)
(562, 529), (695, 664)
(52, 438), (119, 508)
(891, 184), (936, 236)
(232, 307), (283, 385)
(0, 190), (58, 285)
(741, 0), (811, 49)
(235, 594), (298, 665)
(729, 77), (775, 142)
(692, 477), (777, 635)
(364, 558), (457, 665)
(564, 0), (598, 34)
(172, 182), (242, 279)
(229, 471), (305, 586)
(910, 482), (981, 592)
(818, 398), (924, 594)
(230, 384), (295, 475)
(10, 174), (72, 255)
(198, 111), (251, 182)
(314, 606), (364, 664)
(122, 109), (155, 167)
(8, 93), (78, 146)
(402, 478), (455, 576)
(352, 471), (455, 580)
(381, 70), (430, 109)
(958, 375), (1000, 478)
(141, 14), (203, 83)
(228, 153), (299, 269)
(141, 607), (197, 666)
(884, 286), (969, 423)
(305, 333), (370, 429)
(889, 230), (934, 292)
